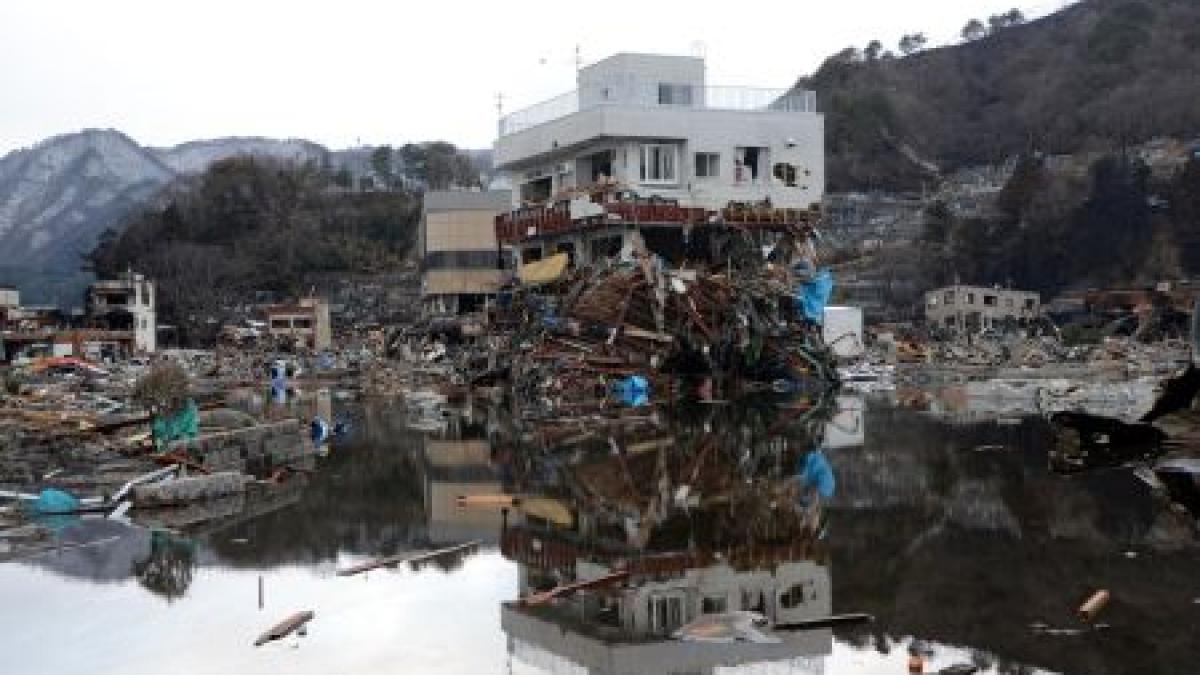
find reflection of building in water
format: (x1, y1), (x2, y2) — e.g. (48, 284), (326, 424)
(824, 395), (864, 449)
(420, 433), (503, 545)
(502, 517), (831, 675)
(496, 404), (835, 675)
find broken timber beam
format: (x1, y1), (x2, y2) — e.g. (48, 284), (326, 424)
(335, 540), (481, 577)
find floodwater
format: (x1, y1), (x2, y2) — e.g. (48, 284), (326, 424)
(2, 393), (1198, 675)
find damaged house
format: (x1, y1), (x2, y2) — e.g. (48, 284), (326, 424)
(493, 52), (824, 268)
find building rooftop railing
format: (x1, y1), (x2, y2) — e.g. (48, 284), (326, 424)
(498, 86), (817, 137)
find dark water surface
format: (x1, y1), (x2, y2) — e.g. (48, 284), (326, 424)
(2, 395), (1198, 675)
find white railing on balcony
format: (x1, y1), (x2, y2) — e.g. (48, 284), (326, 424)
(498, 86), (817, 137)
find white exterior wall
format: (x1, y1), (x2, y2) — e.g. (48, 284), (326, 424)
(135, 281), (156, 353)
(0, 288), (18, 309)
(578, 53), (705, 109)
(496, 53), (823, 212)
(89, 275), (156, 353)
(618, 560), (830, 635)
(497, 106), (824, 211)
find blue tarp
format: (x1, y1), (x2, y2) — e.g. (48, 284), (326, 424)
(29, 488), (81, 515)
(613, 375), (650, 407)
(795, 269), (834, 325)
(796, 450), (836, 499)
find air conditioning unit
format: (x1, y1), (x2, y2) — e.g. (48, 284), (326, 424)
(557, 162), (573, 175)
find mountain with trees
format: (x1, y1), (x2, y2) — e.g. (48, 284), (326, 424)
(0, 131), (490, 306)
(917, 150), (1200, 298)
(0, 129), (175, 306)
(799, 0), (1200, 191)
(86, 145), (482, 343)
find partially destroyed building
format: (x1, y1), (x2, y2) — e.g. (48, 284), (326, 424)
(86, 272), (157, 353)
(925, 283), (1040, 333)
(493, 52), (824, 267)
(266, 297), (332, 351)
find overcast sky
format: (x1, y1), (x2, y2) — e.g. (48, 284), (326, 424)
(0, 0), (1074, 154)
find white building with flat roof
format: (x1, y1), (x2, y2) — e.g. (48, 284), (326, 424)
(494, 53), (824, 212)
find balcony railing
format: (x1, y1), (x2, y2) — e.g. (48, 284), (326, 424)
(498, 86), (817, 137)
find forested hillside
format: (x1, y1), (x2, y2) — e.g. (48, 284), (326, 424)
(87, 156), (432, 342)
(799, 0), (1200, 191)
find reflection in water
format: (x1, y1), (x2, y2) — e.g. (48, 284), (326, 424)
(492, 395), (844, 674)
(2, 392), (1198, 674)
(133, 530), (196, 601)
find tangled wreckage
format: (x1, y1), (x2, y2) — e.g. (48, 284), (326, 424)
(403, 202), (849, 418)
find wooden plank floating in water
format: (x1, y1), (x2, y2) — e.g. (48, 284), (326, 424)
(774, 613), (874, 631)
(254, 610), (314, 647)
(1078, 589), (1110, 621)
(335, 540), (481, 577)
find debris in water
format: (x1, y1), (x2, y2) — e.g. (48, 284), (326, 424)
(253, 610), (314, 647)
(1078, 589), (1111, 621)
(335, 540), (481, 576)
(938, 665), (980, 675)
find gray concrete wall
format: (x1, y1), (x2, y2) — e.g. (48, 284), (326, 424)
(166, 419), (307, 474)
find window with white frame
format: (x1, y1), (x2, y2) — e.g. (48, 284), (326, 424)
(640, 144), (678, 184)
(694, 152), (720, 179)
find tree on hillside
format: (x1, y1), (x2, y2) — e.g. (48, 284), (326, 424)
(87, 156), (421, 344)
(370, 145), (394, 188)
(962, 19), (986, 42)
(864, 40), (884, 61)
(988, 9), (1027, 33)
(997, 154), (1048, 220)
(899, 33), (928, 56)
(831, 47), (863, 64)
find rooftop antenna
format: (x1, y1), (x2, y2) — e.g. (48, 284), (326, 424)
(495, 92), (504, 118)
(575, 44), (583, 72)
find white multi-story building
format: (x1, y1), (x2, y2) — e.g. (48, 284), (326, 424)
(496, 53), (823, 210)
(87, 272), (157, 353)
(493, 53), (824, 266)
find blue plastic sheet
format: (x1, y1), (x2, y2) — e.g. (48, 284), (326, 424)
(29, 488), (81, 514)
(614, 375), (650, 407)
(796, 450), (836, 499)
(795, 269), (834, 325)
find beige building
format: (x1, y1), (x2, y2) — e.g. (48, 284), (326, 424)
(925, 283), (1040, 333)
(266, 297), (332, 350)
(420, 190), (512, 317)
